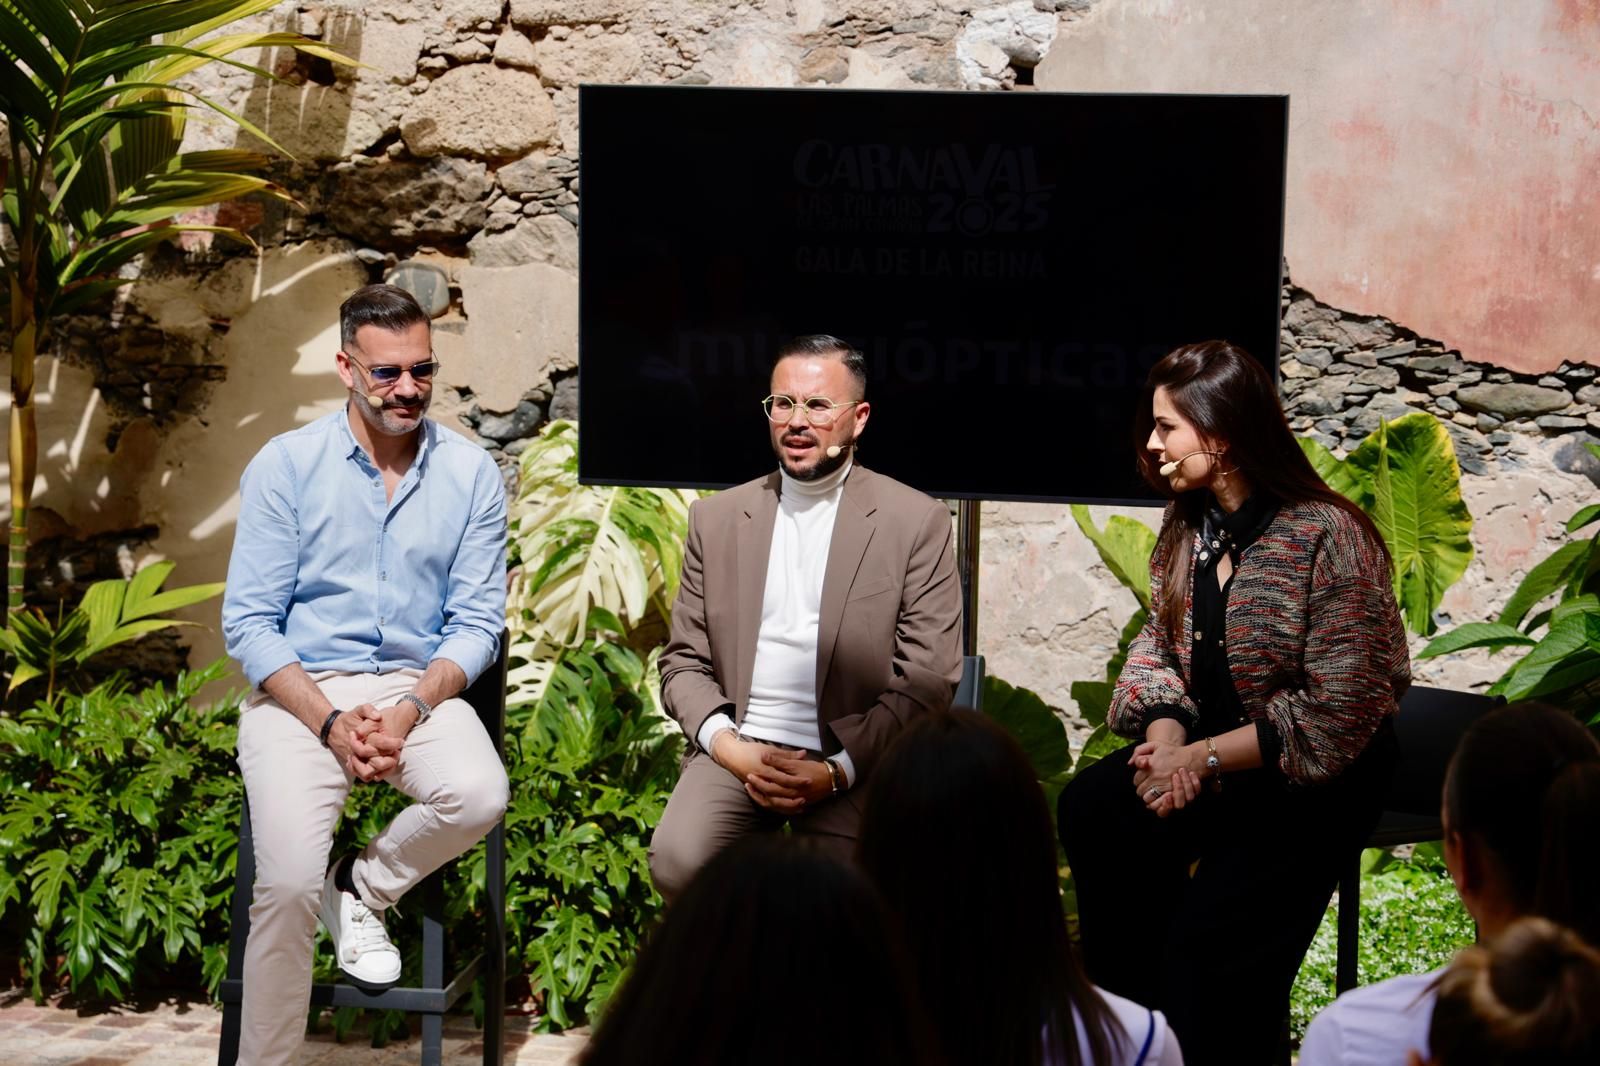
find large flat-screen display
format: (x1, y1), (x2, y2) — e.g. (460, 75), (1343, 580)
(578, 86), (1287, 504)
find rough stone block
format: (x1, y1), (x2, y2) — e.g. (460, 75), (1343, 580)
(467, 214), (578, 271)
(496, 151), (564, 197)
(494, 27), (540, 69)
(401, 64), (560, 158)
(510, 0), (626, 28)
(325, 157), (492, 249)
(1455, 383), (1572, 419)
(799, 46), (851, 83)
(1355, 366), (1401, 388)
(532, 31), (642, 86)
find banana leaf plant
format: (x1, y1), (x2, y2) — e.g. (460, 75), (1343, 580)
(0, 558), (223, 699)
(505, 419), (701, 721)
(1297, 412), (1475, 636)
(1420, 442), (1600, 720)
(0, 0), (352, 616)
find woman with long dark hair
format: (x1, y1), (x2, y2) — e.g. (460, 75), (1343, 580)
(1301, 702), (1600, 1065)
(861, 709), (1183, 1066)
(1057, 340), (1411, 1065)
(580, 834), (937, 1066)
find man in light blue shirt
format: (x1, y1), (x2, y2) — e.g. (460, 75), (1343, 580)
(222, 284), (509, 1066)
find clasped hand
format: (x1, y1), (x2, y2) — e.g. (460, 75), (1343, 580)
(711, 732), (834, 813)
(1129, 738), (1202, 818)
(326, 703), (418, 782)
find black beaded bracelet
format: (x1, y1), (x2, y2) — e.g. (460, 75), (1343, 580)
(319, 708), (343, 748)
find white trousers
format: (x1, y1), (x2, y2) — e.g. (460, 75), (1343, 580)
(234, 670), (509, 1065)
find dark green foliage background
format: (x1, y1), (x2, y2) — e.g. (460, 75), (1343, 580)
(0, 647), (681, 1040)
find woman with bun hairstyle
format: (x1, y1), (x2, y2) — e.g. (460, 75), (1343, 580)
(1057, 340), (1411, 1065)
(1301, 701), (1600, 1065)
(1421, 916), (1600, 1066)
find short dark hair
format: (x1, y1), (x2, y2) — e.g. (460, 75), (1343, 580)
(774, 334), (867, 400)
(339, 284), (430, 351)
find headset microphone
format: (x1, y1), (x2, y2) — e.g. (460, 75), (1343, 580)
(826, 441), (860, 459)
(1159, 450), (1223, 477)
(366, 393), (384, 408)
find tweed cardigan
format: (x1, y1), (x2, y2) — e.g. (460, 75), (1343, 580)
(1109, 498), (1411, 786)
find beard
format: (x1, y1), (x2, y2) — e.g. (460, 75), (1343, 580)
(774, 431), (850, 482)
(353, 391), (430, 436)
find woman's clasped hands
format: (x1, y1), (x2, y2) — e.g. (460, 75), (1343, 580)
(1130, 736), (1203, 817)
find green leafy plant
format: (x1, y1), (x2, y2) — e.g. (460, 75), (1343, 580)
(1289, 844), (1474, 1043)
(506, 420), (698, 706)
(0, 560), (224, 698)
(496, 418), (694, 1029)
(0, 0), (350, 614)
(1066, 507), (1158, 775)
(1298, 412), (1475, 635)
(1420, 441), (1600, 718)
(0, 659), (244, 1002)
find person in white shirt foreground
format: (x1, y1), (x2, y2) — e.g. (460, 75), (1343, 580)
(1299, 702), (1600, 1066)
(859, 709), (1183, 1066)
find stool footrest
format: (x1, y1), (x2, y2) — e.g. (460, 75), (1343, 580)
(219, 954), (481, 1014)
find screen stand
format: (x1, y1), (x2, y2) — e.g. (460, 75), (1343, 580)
(956, 499), (981, 657)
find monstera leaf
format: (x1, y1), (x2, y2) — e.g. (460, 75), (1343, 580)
(1300, 413), (1474, 635)
(510, 421), (698, 649)
(1070, 505), (1158, 612)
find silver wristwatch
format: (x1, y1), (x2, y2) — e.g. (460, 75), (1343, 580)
(399, 692), (434, 724)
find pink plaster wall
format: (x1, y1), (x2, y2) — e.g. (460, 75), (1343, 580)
(1037, 0), (1600, 373)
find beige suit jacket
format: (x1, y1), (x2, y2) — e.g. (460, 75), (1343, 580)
(660, 465), (963, 782)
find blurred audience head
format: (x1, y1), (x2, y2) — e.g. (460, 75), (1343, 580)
(1443, 702), (1600, 944)
(1423, 916), (1600, 1066)
(581, 834), (935, 1066)
(859, 708), (1123, 1066)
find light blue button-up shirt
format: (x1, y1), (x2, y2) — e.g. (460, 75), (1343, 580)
(222, 408), (507, 688)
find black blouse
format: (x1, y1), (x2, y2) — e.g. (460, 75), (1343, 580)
(1145, 493), (1282, 771)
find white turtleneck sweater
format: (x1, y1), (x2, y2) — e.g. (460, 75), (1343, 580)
(695, 460), (859, 788)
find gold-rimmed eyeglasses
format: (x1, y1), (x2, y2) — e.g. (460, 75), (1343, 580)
(762, 394), (863, 425)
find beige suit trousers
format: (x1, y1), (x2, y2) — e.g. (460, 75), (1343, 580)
(648, 746), (864, 899)
(234, 670), (509, 1066)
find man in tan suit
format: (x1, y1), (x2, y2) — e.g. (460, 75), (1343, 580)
(649, 334), (963, 897)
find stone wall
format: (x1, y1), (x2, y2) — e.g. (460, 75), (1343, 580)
(1, 0), (1594, 723)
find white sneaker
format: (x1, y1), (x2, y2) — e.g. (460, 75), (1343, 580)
(318, 865), (402, 989)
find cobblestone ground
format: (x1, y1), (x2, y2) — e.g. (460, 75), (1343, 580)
(0, 993), (587, 1066)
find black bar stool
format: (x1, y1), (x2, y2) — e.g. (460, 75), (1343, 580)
(1334, 683), (1500, 993)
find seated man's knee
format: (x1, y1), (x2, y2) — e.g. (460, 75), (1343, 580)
(648, 822), (718, 902)
(250, 862), (326, 922)
(447, 764), (509, 836)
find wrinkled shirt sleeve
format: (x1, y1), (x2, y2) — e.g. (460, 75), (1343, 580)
(431, 456), (507, 684)
(222, 443), (303, 688)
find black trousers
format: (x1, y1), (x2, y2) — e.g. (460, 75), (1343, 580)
(1057, 729), (1395, 1066)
